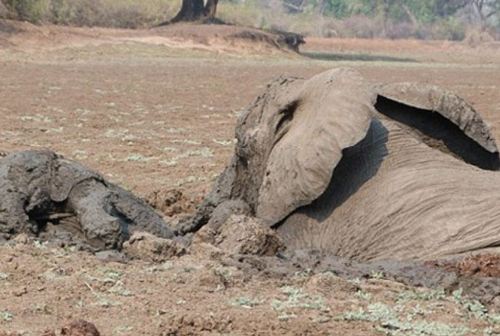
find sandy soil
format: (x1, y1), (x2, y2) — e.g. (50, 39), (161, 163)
(1, 21), (500, 335)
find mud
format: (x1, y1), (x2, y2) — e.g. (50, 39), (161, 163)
(145, 188), (197, 217)
(195, 214), (284, 256)
(216, 248), (500, 306)
(46, 320), (100, 336)
(229, 29), (305, 52)
(123, 231), (186, 262)
(0, 20), (18, 34)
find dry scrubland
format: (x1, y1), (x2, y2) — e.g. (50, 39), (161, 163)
(3, 0), (498, 41)
(1, 22), (500, 335)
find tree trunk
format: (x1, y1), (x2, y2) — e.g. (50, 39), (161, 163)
(170, 0), (219, 23)
(204, 0), (219, 18)
(0, 1), (8, 18)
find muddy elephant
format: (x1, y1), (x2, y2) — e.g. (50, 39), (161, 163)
(0, 150), (173, 249)
(185, 67), (500, 261)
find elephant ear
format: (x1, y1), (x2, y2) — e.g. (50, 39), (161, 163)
(256, 68), (376, 225)
(50, 158), (103, 202)
(377, 82), (498, 153)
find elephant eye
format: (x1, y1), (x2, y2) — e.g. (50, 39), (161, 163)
(274, 101), (298, 144)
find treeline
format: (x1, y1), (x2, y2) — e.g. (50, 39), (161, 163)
(0, 0), (174, 28)
(277, 0), (500, 40)
(1, 0), (499, 41)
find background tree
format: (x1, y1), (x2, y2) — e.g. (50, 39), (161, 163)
(467, 0), (500, 28)
(0, 1), (7, 18)
(170, 0), (219, 23)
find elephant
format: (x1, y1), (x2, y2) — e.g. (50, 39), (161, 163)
(183, 67), (500, 261)
(0, 150), (174, 249)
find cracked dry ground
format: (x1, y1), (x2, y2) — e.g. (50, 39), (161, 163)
(1, 31), (500, 335)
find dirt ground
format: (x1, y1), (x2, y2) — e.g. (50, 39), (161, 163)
(1, 21), (500, 335)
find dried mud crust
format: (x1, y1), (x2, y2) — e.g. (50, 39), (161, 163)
(1, 320), (101, 336)
(144, 188), (199, 218)
(1, 239), (500, 335)
(428, 254), (500, 278)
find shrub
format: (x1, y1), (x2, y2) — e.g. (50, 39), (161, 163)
(49, 0), (102, 26)
(433, 17), (466, 41)
(384, 21), (418, 39)
(3, 0), (50, 22)
(341, 15), (383, 39)
(0, 1), (9, 18)
(463, 28), (495, 47)
(2, 0), (175, 27)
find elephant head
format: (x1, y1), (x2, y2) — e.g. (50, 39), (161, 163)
(233, 68), (376, 225)
(190, 67), (500, 261)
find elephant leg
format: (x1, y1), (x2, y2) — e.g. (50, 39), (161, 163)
(67, 179), (124, 250)
(205, 200), (252, 231)
(177, 162), (239, 235)
(108, 184), (175, 239)
(67, 179), (175, 250)
(0, 150), (56, 237)
(0, 185), (31, 237)
(0, 168), (50, 237)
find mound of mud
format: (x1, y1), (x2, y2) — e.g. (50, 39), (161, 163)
(194, 214), (284, 256)
(152, 23), (304, 53)
(145, 188), (196, 217)
(41, 320), (101, 336)
(228, 28), (304, 52)
(29, 320), (101, 336)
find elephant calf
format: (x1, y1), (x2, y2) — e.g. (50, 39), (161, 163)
(0, 150), (173, 249)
